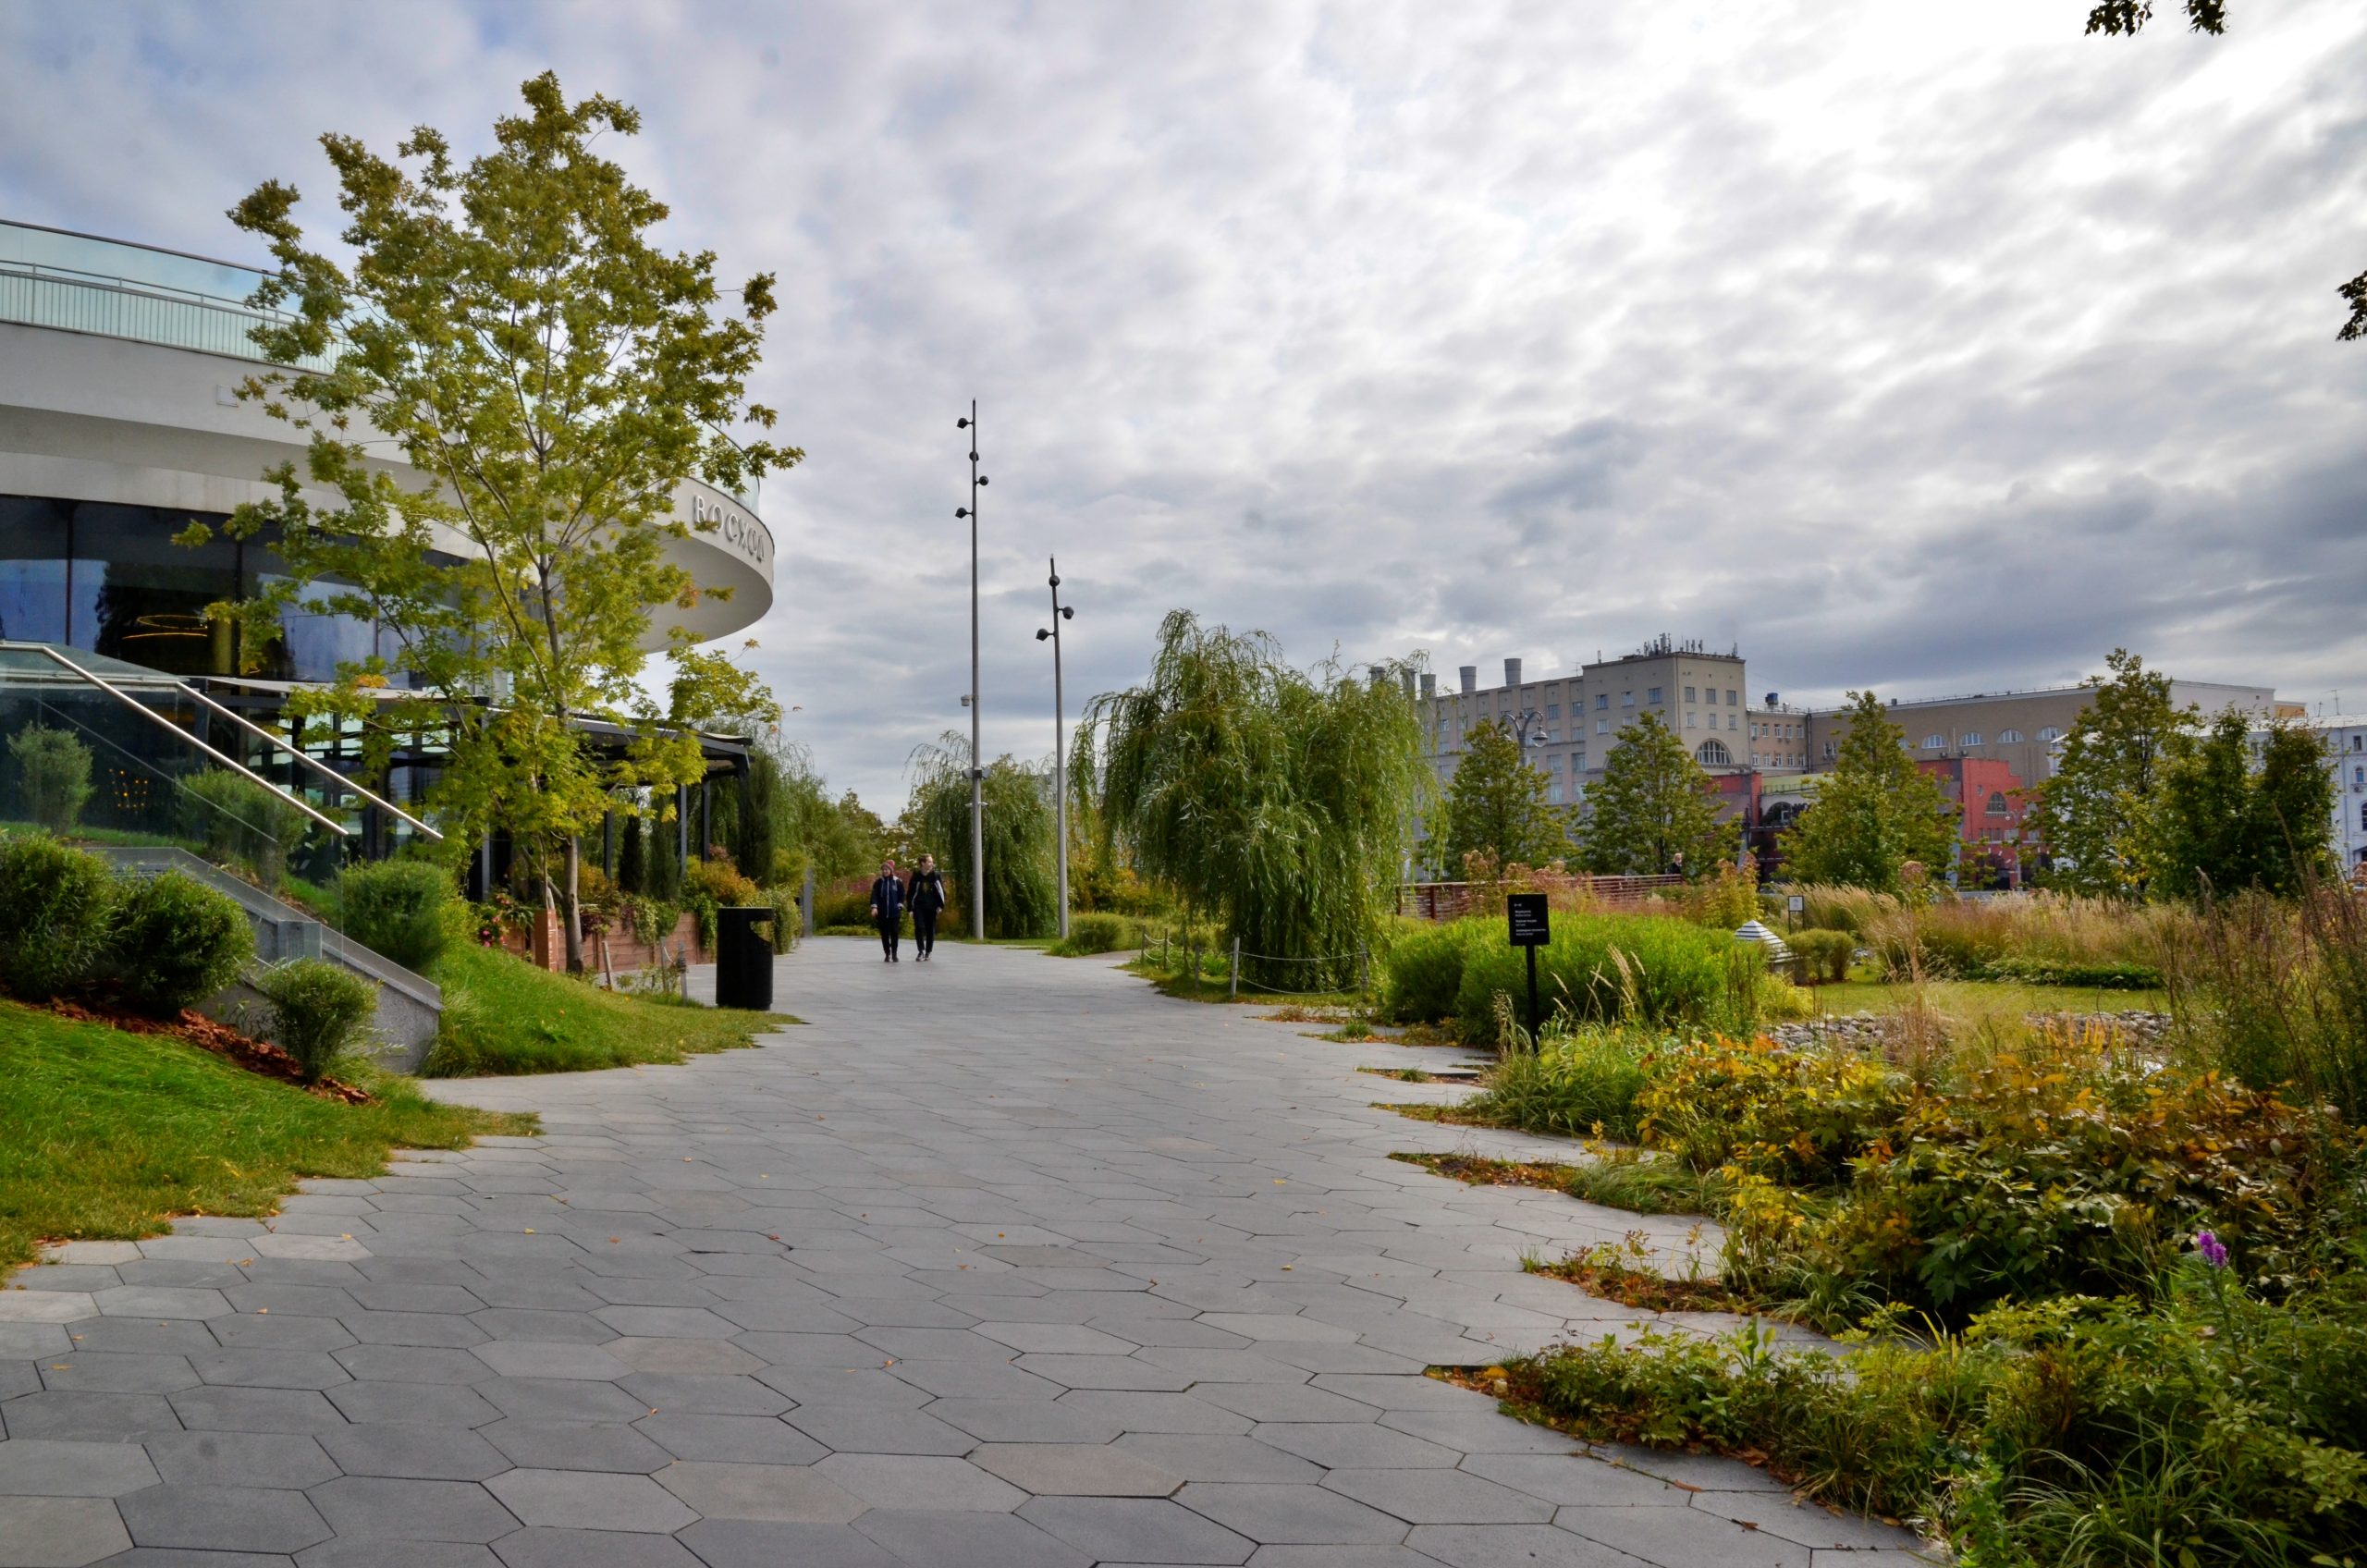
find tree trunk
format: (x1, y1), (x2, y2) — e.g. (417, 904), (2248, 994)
(562, 833), (585, 973)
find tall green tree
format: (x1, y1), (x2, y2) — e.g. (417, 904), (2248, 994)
(1076, 611), (1429, 988)
(2087, 2), (2364, 342)
(198, 73), (795, 971)
(1779, 691), (1959, 891)
(1434, 719), (1569, 876)
(1578, 711), (1725, 877)
(2147, 711), (2335, 899)
(2030, 649), (2189, 897)
(907, 736), (1058, 938)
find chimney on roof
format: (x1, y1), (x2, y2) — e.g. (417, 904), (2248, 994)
(1504, 657), (1522, 688)
(1419, 672), (1436, 699)
(1459, 666), (1477, 694)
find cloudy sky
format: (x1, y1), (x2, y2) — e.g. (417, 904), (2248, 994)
(5, 1), (2362, 807)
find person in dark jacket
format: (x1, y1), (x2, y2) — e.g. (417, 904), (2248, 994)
(868, 858), (906, 962)
(905, 853), (949, 961)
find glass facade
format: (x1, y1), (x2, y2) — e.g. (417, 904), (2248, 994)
(0, 495), (383, 680)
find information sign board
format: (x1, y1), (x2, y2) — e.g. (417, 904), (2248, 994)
(1506, 892), (1551, 948)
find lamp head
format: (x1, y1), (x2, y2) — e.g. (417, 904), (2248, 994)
(976, 475), (987, 485)
(955, 508), (969, 519)
(957, 417), (970, 429)
(1036, 628), (1051, 642)
(1061, 606), (1074, 619)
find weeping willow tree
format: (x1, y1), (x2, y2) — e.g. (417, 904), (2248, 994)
(1074, 610), (1429, 989)
(906, 734), (1059, 938)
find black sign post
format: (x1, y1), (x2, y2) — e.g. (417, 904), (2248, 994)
(1505, 893), (1551, 1046)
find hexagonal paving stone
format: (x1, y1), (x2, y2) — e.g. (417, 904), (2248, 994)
(484, 1470), (695, 1533)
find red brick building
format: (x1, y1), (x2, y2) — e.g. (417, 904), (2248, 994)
(1918, 756), (2031, 888)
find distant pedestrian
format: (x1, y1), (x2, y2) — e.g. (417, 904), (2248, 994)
(906, 853), (949, 962)
(869, 858), (906, 962)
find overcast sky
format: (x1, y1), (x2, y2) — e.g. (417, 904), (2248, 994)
(5, 1), (2362, 808)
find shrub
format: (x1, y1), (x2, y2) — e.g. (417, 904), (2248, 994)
(0, 832), (117, 999)
(7, 725), (92, 833)
(1637, 1036), (1907, 1187)
(1454, 913), (1742, 1039)
(109, 870), (252, 1015)
(1463, 1025), (1655, 1140)
(1379, 918), (1487, 1023)
(253, 958), (376, 1084)
(177, 768), (310, 886)
(337, 860), (454, 972)
(1501, 1277), (2367, 1563)
(1790, 928), (1855, 985)
(1052, 912), (1136, 955)
(1686, 864), (1759, 930)
(1786, 883), (1895, 935)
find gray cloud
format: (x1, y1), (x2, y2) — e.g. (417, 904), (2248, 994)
(2, 0), (2361, 805)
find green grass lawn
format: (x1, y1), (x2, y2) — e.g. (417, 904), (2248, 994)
(0, 998), (533, 1271)
(423, 944), (797, 1076)
(1807, 976), (2166, 1022)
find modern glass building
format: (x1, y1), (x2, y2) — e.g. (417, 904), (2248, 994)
(0, 217), (774, 875)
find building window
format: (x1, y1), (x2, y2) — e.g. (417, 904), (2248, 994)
(1544, 704), (1559, 719)
(1998, 729), (2023, 743)
(1685, 712), (1698, 729)
(1922, 734), (1944, 749)
(1961, 732), (1982, 747)
(1824, 741), (1836, 759)
(1727, 714), (1736, 730)
(1622, 692), (1635, 707)
(1572, 750), (1586, 773)
(2354, 766), (2364, 789)
(1697, 741), (1731, 766)
(2039, 726), (2063, 742)
(1547, 782), (1564, 804)
(2359, 802), (2366, 832)
(1647, 687), (1662, 704)
(1595, 694), (1609, 710)
(1596, 718), (1609, 735)
(1685, 686), (1697, 704)
(1985, 791), (2010, 817)
(1725, 690), (1736, 705)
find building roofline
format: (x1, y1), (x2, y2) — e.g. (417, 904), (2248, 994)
(4, 216), (276, 281)
(1806, 679), (2276, 715)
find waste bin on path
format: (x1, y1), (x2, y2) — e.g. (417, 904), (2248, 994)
(717, 906), (774, 1011)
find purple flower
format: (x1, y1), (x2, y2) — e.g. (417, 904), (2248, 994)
(2194, 1231), (2229, 1269)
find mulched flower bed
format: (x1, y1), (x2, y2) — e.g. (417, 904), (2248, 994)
(42, 998), (369, 1104)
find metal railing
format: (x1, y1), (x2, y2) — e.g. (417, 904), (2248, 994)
(0, 258), (333, 371)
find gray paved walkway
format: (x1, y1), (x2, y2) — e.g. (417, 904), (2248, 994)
(1, 937), (1930, 1566)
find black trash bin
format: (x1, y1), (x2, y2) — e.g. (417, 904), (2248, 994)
(716, 906), (774, 1011)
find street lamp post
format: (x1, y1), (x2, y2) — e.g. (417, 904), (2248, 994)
(955, 403), (987, 942)
(1036, 559), (1075, 939)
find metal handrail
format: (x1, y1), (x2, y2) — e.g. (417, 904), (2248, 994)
(16, 644), (347, 836)
(0, 262), (337, 372)
(20, 643), (441, 840)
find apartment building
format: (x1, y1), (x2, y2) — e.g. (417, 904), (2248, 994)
(2275, 716), (2367, 876)
(1423, 636), (1750, 805)
(1804, 680), (2282, 789)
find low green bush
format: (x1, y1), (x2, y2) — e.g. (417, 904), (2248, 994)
(1986, 955), (2162, 989)
(1502, 1271), (2367, 1564)
(1454, 913), (1745, 1039)
(0, 832), (117, 999)
(110, 870), (252, 1016)
(1790, 928), (1855, 985)
(1379, 918), (1486, 1023)
(6, 726), (93, 833)
(253, 958), (376, 1084)
(1462, 1026), (1655, 1140)
(336, 860), (454, 972)
(1052, 912), (1136, 956)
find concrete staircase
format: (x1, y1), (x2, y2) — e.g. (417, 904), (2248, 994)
(95, 847), (443, 1072)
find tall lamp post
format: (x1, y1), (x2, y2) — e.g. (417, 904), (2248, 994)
(1036, 559), (1074, 939)
(955, 404), (987, 942)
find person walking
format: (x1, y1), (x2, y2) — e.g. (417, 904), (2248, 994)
(905, 853), (949, 962)
(868, 857), (906, 962)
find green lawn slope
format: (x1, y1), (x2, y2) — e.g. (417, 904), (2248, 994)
(0, 998), (532, 1272)
(423, 943), (796, 1076)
